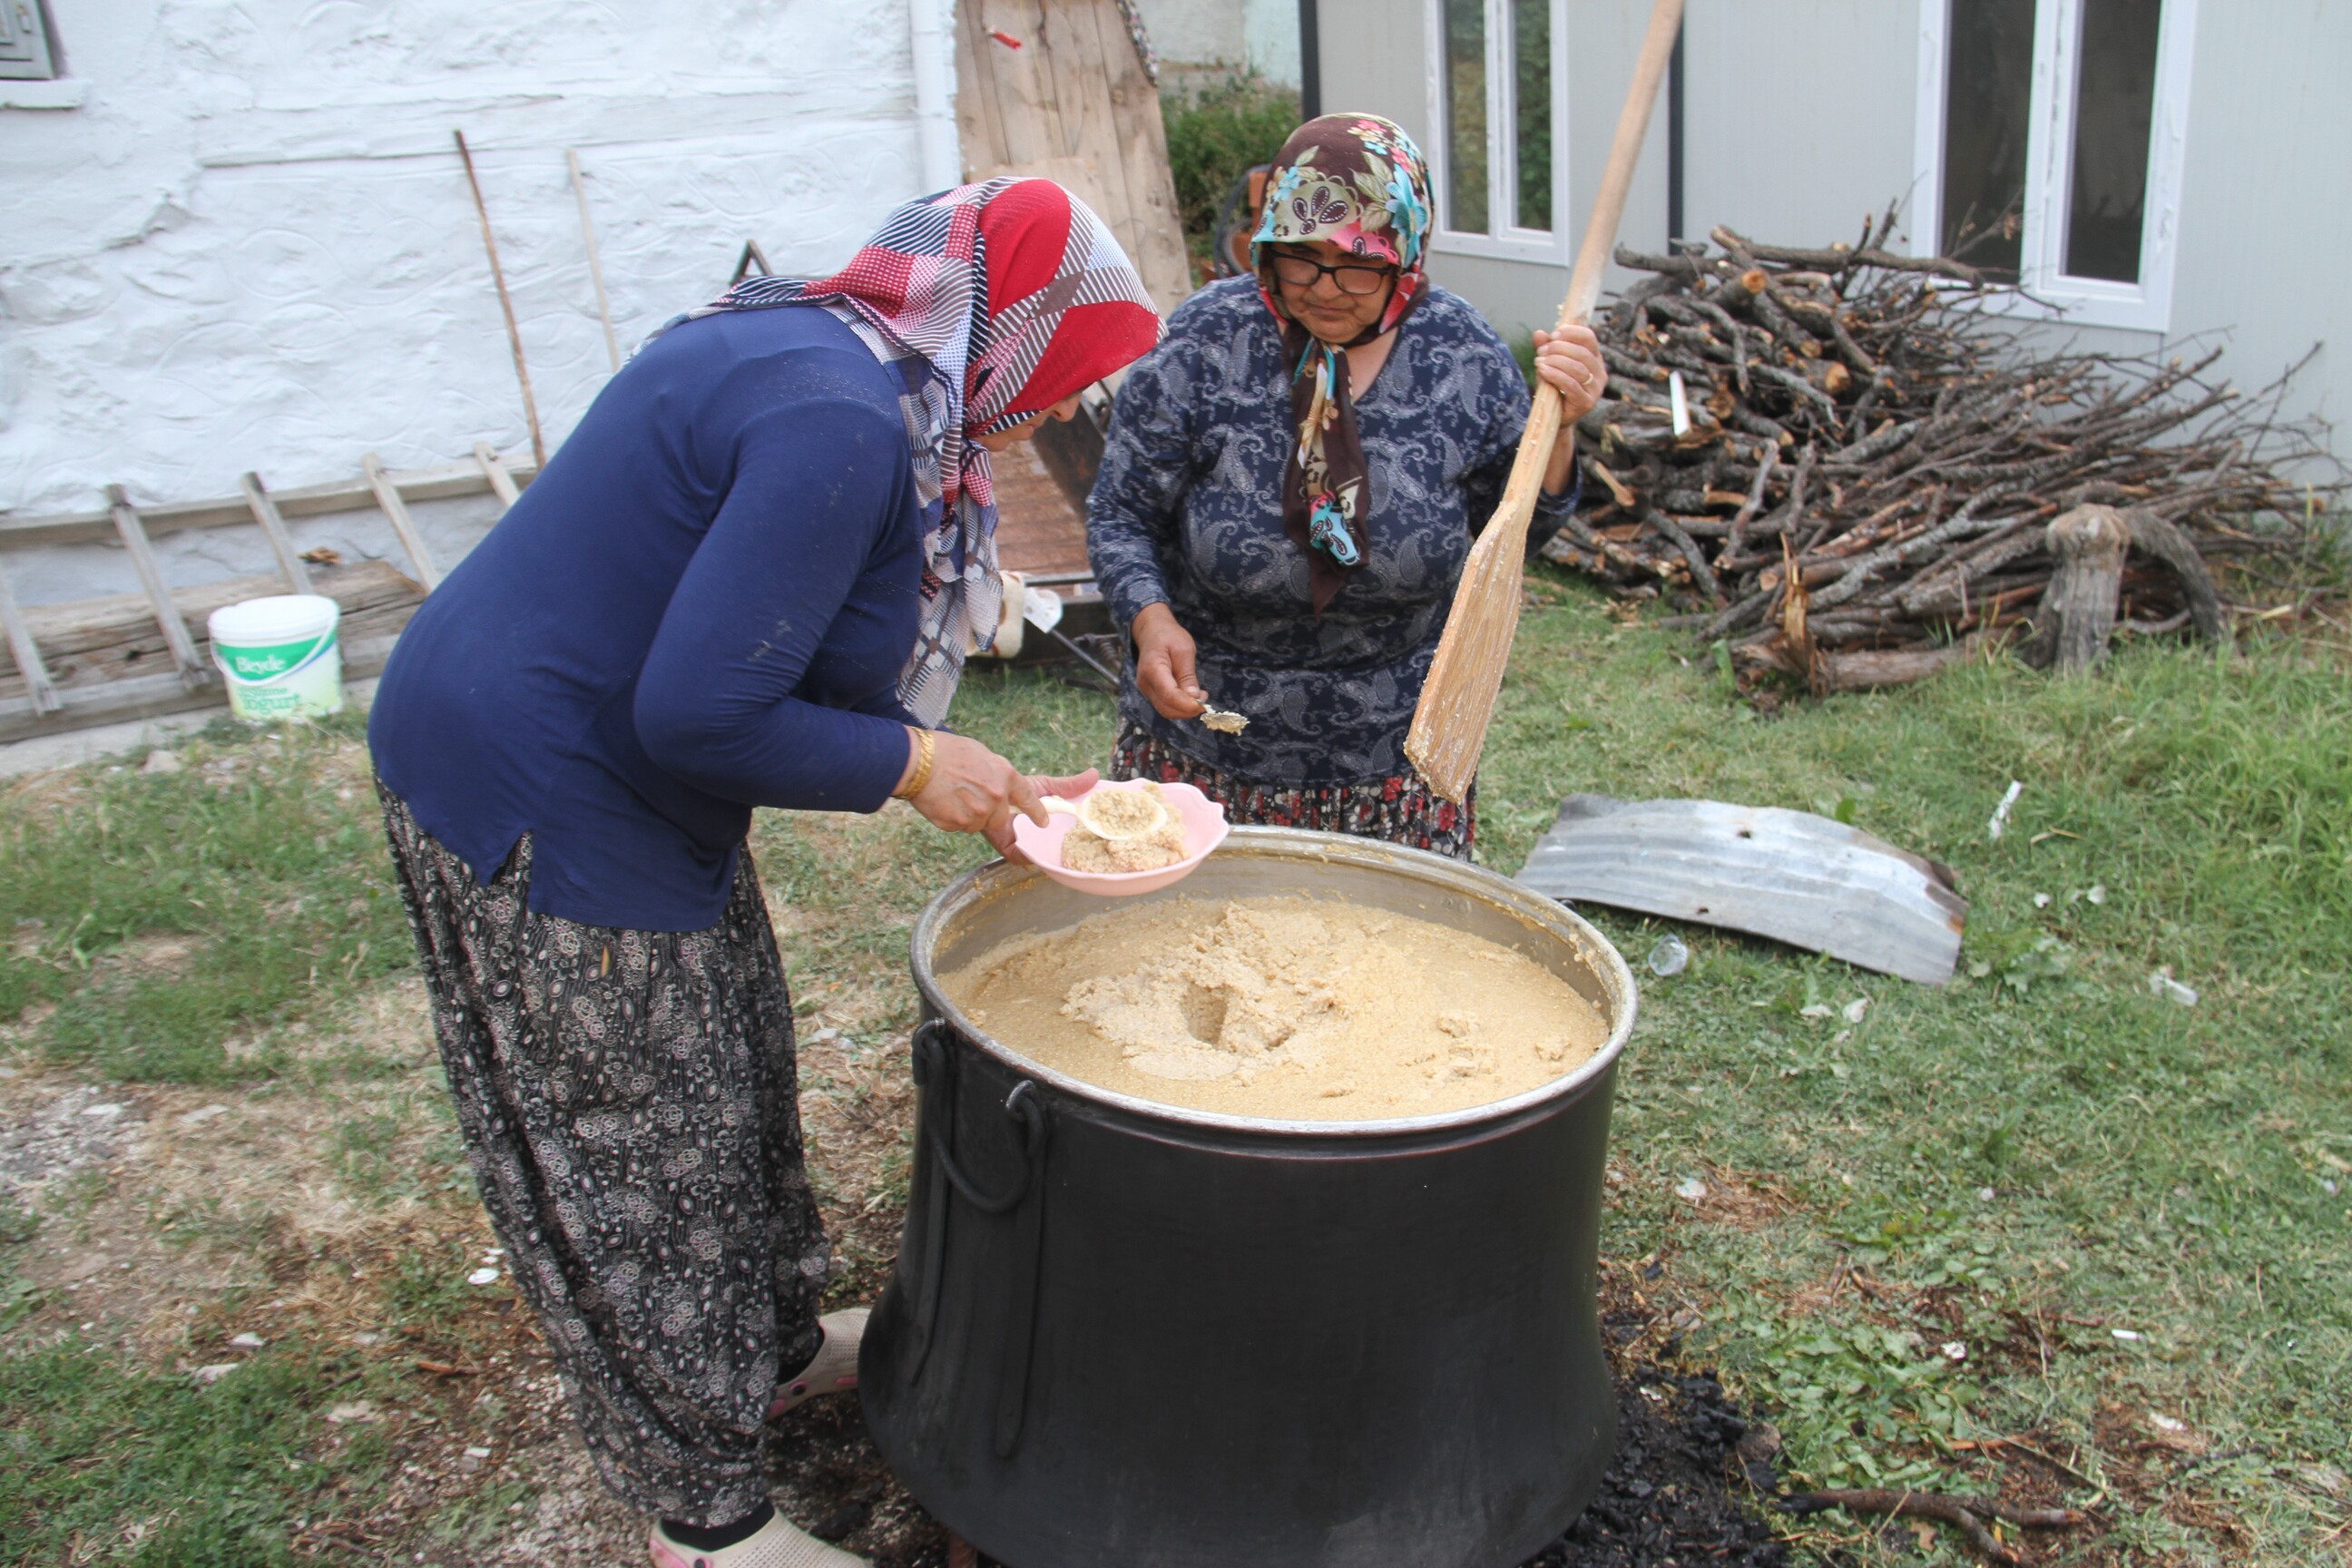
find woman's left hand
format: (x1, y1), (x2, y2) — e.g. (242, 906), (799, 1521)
(1533, 326), (1607, 425)
(985, 768), (1103, 864)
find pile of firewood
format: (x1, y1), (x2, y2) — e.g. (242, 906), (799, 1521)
(1544, 213), (2338, 690)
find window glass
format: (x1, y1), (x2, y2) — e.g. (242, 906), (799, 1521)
(0, 0), (64, 80)
(1443, 0), (1489, 233)
(2064, 0), (2161, 282)
(1513, 0), (1552, 231)
(1940, 0), (2035, 278)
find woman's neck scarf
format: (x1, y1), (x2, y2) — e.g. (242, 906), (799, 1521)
(682, 178), (1161, 727)
(1250, 114), (1435, 612)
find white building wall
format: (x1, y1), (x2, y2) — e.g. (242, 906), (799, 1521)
(0, 0), (936, 520)
(1679, 0), (1917, 262)
(2165, 0), (2347, 435)
(1136, 0), (1299, 87)
(1242, 0), (1302, 87)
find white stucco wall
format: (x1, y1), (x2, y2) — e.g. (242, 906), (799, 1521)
(0, 0), (937, 521)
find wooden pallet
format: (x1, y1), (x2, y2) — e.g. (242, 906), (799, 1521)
(990, 436), (1093, 580)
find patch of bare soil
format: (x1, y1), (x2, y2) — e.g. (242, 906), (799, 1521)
(0, 978), (456, 1351)
(794, 1018), (922, 1304)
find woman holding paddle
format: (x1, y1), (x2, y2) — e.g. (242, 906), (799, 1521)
(1087, 113), (1605, 859)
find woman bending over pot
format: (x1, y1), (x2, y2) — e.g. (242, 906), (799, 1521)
(368, 179), (1160, 1568)
(1087, 113), (1604, 858)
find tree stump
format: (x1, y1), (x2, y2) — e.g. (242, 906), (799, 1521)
(2021, 505), (2129, 673)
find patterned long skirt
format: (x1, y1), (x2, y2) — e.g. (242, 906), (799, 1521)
(1111, 721), (1477, 860)
(378, 785), (828, 1528)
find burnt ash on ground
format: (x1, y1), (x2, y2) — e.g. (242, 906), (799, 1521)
(1528, 1367), (1788, 1568)
(764, 1362), (1788, 1567)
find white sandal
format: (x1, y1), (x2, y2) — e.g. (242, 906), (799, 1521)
(768, 1307), (867, 1420)
(648, 1511), (866, 1568)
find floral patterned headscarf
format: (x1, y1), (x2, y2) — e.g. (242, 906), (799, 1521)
(1250, 113), (1434, 611)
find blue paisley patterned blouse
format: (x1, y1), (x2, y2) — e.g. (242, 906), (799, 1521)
(1087, 278), (1577, 786)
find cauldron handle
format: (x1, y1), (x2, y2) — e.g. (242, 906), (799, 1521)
(904, 1020), (1054, 1457)
(913, 1023), (1044, 1215)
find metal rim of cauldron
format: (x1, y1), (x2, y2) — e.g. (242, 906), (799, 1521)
(908, 825), (1639, 1139)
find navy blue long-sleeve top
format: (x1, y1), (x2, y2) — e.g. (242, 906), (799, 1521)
(1087, 279), (1576, 785)
(369, 306), (923, 931)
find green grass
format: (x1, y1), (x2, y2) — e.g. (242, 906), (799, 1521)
(2, 591), (2346, 1561)
(0, 1194), (36, 1336)
(0, 714), (412, 1082)
(0, 1335), (402, 1565)
(1479, 575), (2351, 1558)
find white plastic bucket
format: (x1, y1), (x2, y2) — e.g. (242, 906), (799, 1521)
(207, 594), (345, 721)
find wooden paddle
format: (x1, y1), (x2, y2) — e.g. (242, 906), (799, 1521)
(1405, 0), (1685, 802)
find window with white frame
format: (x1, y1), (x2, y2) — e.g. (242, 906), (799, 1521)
(0, 0), (62, 80)
(1426, 0), (1568, 263)
(1914, 0), (2197, 332)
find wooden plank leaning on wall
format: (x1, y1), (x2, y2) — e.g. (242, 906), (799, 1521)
(954, 0), (1193, 318)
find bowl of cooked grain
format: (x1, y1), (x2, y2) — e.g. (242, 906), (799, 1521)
(1010, 779), (1229, 896)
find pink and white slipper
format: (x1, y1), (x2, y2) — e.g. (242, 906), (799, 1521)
(648, 1511), (866, 1568)
(767, 1307), (867, 1421)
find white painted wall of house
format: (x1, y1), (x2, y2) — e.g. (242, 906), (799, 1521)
(0, 0), (937, 538)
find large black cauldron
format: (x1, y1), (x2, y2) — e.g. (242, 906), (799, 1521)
(862, 828), (1636, 1568)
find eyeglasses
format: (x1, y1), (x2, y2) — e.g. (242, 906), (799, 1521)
(1268, 251), (1396, 297)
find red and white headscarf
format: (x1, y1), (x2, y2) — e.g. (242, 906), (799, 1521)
(691, 178), (1161, 726)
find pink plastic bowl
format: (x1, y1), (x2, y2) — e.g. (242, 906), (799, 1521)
(1009, 779), (1230, 897)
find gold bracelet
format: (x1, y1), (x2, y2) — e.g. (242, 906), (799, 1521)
(893, 727), (936, 800)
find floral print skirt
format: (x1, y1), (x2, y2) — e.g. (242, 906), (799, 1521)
(378, 784), (826, 1528)
(1111, 721), (1476, 860)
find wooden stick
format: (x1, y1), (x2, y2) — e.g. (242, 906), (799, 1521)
(731, 239), (774, 288)
(104, 485), (209, 690)
(455, 130), (547, 467)
(1781, 1487), (2086, 1565)
(364, 453), (443, 592)
(240, 473), (314, 594)
(0, 557), (62, 715)
(472, 441), (523, 511)
(1406, 0), (1683, 800)
(567, 148), (622, 372)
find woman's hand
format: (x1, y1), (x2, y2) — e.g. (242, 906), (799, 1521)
(902, 730), (1099, 861)
(1534, 326), (1606, 424)
(1534, 325), (1605, 495)
(1131, 602), (1209, 720)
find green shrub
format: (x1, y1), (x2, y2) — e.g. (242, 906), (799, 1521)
(1161, 73), (1300, 264)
